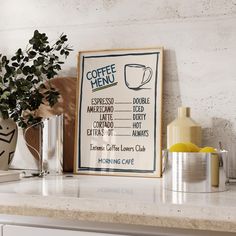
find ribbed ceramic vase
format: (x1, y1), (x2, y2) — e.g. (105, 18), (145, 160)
(0, 117), (18, 170)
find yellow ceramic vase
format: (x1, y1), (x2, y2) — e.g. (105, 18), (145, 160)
(167, 107), (202, 148)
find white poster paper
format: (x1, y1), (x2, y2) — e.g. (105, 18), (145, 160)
(75, 48), (163, 177)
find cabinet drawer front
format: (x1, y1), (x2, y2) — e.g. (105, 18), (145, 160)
(3, 225), (128, 236)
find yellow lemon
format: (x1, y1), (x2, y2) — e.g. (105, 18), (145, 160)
(184, 142), (200, 152)
(199, 146), (217, 153)
(169, 143), (190, 152)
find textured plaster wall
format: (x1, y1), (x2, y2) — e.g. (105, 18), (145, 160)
(1, 0), (236, 176)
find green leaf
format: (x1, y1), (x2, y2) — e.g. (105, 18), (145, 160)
(0, 91), (10, 99)
(23, 57), (29, 62)
(54, 64), (61, 70)
(60, 35), (68, 42)
(19, 102), (28, 110)
(32, 79), (38, 84)
(45, 46), (51, 53)
(2, 56), (7, 63)
(30, 65), (36, 74)
(9, 80), (15, 89)
(1, 111), (9, 119)
(33, 30), (40, 38)
(28, 51), (37, 59)
(18, 121), (27, 129)
(26, 75), (34, 81)
(16, 48), (23, 56)
(34, 69), (41, 76)
(39, 84), (46, 89)
(16, 68), (22, 74)
(12, 62), (19, 67)
(22, 66), (31, 75)
(41, 67), (47, 74)
(37, 57), (44, 65)
(56, 45), (62, 51)
(45, 89), (60, 107)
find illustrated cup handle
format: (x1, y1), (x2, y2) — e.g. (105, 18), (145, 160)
(141, 67), (152, 86)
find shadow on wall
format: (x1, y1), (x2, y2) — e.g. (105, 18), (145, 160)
(203, 117), (236, 178)
(162, 49), (182, 149)
(58, 67), (77, 78)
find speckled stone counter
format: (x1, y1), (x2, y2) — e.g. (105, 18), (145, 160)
(0, 175), (235, 233)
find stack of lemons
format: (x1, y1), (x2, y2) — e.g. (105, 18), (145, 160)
(169, 142), (217, 153)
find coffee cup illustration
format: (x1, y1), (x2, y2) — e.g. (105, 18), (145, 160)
(124, 64), (153, 89)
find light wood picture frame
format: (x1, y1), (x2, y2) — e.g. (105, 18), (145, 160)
(74, 48), (163, 177)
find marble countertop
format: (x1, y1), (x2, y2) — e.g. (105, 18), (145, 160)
(0, 174), (236, 233)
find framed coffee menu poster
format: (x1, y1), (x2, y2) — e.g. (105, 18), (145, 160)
(74, 48), (163, 177)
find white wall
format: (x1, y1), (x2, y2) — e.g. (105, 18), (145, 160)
(1, 0), (236, 176)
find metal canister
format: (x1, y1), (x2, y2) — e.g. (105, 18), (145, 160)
(162, 151), (229, 193)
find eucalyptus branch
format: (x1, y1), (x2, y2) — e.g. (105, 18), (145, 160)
(0, 30), (72, 128)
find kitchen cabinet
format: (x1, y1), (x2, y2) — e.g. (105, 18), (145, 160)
(3, 225), (129, 236)
(0, 214), (235, 236)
